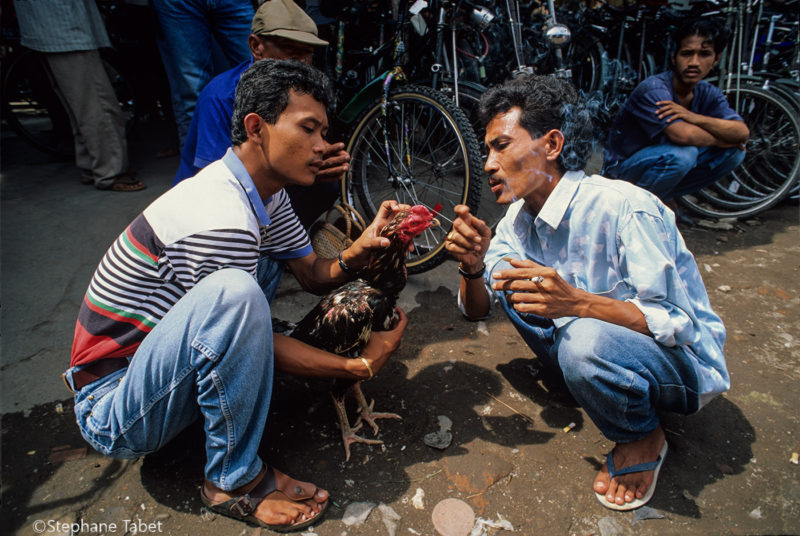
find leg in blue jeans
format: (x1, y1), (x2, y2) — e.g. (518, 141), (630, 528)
(500, 299), (701, 506)
(67, 269), (272, 490)
(606, 144), (746, 201)
(608, 144), (699, 201)
(152, 0), (254, 143)
(499, 298), (699, 442)
(552, 318), (699, 441)
(672, 146), (745, 198)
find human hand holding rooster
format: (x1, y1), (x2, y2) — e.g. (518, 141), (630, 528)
(356, 306), (408, 379)
(340, 200), (411, 271)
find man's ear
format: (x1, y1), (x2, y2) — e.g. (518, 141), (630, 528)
(544, 129), (565, 162)
(713, 52), (721, 67)
(249, 34), (264, 59)
(243, 113), (264, 142)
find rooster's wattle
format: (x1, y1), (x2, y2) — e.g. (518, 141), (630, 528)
(291, 205), (437, 460)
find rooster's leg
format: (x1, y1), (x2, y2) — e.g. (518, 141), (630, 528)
(350, 381), (402, 436)
(331, 391), (383, 462)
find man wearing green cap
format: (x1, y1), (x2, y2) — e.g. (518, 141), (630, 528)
(174, 0), (348, 229)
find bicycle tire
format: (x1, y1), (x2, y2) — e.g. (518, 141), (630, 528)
(343, 84), (483, 274)
(679, 85), (800, 219)
(566, 38), (607, 93)
(707, 74), (800, 113)
(438, 80), (507, 231)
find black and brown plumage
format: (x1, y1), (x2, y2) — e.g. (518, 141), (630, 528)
(291, 205), (438, 460)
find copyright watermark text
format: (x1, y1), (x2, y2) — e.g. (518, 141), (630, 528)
(32, 518), (164, 534)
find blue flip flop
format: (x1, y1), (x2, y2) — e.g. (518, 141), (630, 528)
(595, 441), (668, 511)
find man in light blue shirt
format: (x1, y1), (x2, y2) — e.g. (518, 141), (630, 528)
(446, 75), (728, 511)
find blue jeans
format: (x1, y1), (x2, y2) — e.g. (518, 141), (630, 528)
(604, 144), (746, 201)
(257, 254), (284, 304)
(152, 0), (254, 144)
(499, 298), (700, 443)
(64, 269), (273, 491)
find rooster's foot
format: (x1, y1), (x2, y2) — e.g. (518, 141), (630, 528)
(332, 392), (384, 462)
(350, 382), (402, 436)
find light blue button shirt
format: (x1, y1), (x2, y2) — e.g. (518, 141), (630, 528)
(472, 171), (728, 406)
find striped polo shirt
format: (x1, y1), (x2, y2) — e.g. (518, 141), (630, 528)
(71, 149), (312, 367)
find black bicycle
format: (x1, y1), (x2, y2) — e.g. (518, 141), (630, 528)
(330, 3), (484, 273)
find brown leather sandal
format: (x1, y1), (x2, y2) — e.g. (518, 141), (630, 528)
(200, 466), (329, 533)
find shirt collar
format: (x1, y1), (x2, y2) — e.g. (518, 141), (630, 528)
(535, 170), (585, 230)
(222, 147), (271, 226)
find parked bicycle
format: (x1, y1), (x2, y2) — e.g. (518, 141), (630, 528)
(328, 3), (485, 273)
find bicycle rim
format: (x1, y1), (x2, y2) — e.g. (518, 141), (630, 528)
(344, 85), (483, 273)
(568, 40), (607, 92)
(679, 85), (800, 219)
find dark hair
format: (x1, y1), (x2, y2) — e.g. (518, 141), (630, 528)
(230, 58), (333, 145)
(477, 74), (595, 171)
(671, 18), (729, 56)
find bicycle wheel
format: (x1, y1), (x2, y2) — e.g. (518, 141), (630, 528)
(707, 74), (800, 114)
(565, 38), (607, 93)
(679, 85), (800, 219)
(2, 50), (73, 156)
(344, 85), (483, 274)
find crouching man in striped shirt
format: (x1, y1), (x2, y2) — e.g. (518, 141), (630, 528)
(63, 59), (408, 532)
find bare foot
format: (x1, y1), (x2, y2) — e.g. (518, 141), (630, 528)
(203, 466), (328, 528)
(593, 426), (666, 507)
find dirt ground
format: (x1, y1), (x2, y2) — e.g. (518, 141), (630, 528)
(1, 123), (798, 535)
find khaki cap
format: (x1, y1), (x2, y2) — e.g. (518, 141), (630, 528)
(251, 0), (329, 47)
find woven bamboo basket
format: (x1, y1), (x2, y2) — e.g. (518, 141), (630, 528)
(310, 202), (367, 259)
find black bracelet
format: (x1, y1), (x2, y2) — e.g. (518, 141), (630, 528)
(458, 263), (485, 279)
(338, 251), (356, 275)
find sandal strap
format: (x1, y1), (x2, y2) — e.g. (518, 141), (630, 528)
(221, 466), (279, 518)
(606, 451), (662, 479)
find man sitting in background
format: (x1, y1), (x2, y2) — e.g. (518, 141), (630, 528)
(602, 20), (749, 209)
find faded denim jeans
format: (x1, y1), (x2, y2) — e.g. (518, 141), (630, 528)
(498, 297), (700, 443)
(604, 144), (746, 201)
(64, 268), (273, 491)
(152, 0), (254, 143)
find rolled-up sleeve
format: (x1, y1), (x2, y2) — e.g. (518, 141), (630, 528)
(618, 210), (700, 347)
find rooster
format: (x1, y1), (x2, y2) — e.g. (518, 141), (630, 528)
(291, 204), (438, 460)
